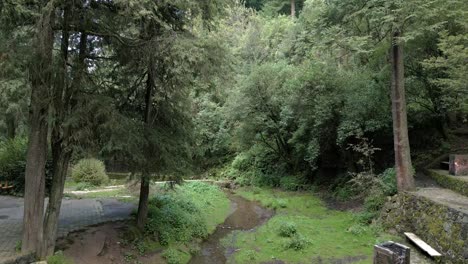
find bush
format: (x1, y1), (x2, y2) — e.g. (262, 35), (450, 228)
(278, 222), (297, 237)
(0, 138), (52, 194)
(284, 234), (310, 251)
(231, 152), (252, 171)
(146, 194), (208, 246)
(280, 176), (304, 191)
(380, 168), (397, 196)
(162, 248), (185, 264)
(71, 158), (108, 186)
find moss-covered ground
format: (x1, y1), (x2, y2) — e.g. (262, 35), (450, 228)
(224, 187), (394, 264)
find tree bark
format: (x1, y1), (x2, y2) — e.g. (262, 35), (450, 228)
(290, 0), (296, 17)
(6, 112), (16, 139)
(136, 62), (154, 230)
(136, 172), (150, 229)
(22, 0), (55, 255)
(38, 4), (79, 258)
(390, 31), (415, 192)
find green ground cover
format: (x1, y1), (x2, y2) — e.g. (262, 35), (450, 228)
(225, 187), (393, 264)
(144, 182), (231, 264)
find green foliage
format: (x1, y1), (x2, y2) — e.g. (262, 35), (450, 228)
(278, 221), (297, 237)
(0, 137), (52, 194)
(0, 137), (27, 182)
(145, 182), (230, 246)
(47, 252), (74, 264)
(227, 187), (383, 263)
(283, 234), (310, 251)
(71, 158), (109, 186)
(279, 176), (305, 191)
(146, 194), (207, 246)
(162, 248), (187, 264)
(380, 168), (398, 196)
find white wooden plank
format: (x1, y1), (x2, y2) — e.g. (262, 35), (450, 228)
(404, 232), (442, 257)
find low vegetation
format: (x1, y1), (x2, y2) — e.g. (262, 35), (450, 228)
(126, 182), (230, 263)
(224, 188), (395, 263)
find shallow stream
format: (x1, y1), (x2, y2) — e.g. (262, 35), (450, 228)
(188, 192), (273, 264)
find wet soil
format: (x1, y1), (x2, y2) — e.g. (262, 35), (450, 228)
(188, 192), (274, 264)
(57, 222), (130, 264)
(57, 191), (273, 264)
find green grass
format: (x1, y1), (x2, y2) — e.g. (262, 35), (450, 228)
(225, 187), (394, 264)
(47, 252), (74, 264)
(147, 182), (231, 264)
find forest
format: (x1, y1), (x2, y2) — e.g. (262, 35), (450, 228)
(0, 0), (467, 263)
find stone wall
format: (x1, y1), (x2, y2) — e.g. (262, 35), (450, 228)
(380, 193), (468, 264)
(426, 169), (468, 197)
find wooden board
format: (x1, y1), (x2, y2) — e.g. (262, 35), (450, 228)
(404, 232), (442, 258)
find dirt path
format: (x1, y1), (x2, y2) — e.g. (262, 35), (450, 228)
(189, 192), (273, 264)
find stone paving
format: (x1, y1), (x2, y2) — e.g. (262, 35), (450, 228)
(0, 196), (136, 263)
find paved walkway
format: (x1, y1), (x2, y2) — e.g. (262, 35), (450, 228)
(0, 196), (136, 262)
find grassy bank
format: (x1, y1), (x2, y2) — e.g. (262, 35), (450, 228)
(144, 182), (231, 264)
(224, 187), (393, 264)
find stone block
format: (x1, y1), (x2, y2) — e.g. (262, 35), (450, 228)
(449, 154), (468, 176)
(374, 241), (410, 264)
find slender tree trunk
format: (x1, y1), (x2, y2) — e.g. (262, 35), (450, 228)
(39, 151), (71, 258)
(136, 63), (154, 230)
(390, 31), (415, 192)
(6, 113), (16, 139)
(290, 0), (296, 17)
(136, 172), (150, 229)
(22, 0), (55, 254)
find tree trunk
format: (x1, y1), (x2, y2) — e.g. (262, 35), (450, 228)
(290, 0), (296, 17)
(39, 8), (86, 258)
(390, 31), (415, 192)
(38, 5), (70, 257)
(6, 112), (16, 139)
(39, 151), (71, 258)
(136, 173), (150, 230)
(22, 0), (55, 254)
(136, 63), (154, 230)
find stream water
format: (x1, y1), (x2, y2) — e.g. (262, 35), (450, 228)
(188, 192), (273, 264)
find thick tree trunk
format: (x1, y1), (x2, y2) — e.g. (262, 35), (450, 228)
(22, 0), (55, 254)
(390, 31), (415, 192)
(290, 0), (296, 17)
(39, 9), (86, 258)
(136, 63), (154, 230)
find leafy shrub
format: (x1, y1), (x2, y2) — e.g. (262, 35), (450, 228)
(278, 222), (297, 237)
(284, 234), (310, 251)
(380, 168), (397, 196)
(71, 158), (108, 186)
(277, 199), (288, 208)
(0, 138), (52, 194)
(279, 176), (304, 191)
(162, 248), (185, 264)
(231, 152), (252, 171)
(146, 195), (207, 245)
